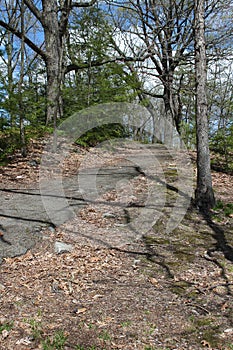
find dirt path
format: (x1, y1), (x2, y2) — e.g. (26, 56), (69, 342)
(1, 142), (233, 350)
(0, 164), (140, 262)
(0, 142), (192, 262)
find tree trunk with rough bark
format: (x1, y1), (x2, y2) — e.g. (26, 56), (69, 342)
(194, 0), (215, 211)
(18, 0), (27, 157)
(42, 0), (63, 125)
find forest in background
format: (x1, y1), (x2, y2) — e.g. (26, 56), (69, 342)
(0, 0), (232, 209)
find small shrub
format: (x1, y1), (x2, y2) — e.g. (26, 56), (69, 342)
(75, 123), (127, 147)
(0, 321), (14, 333)
(213, 201), (233, 217)
(27, 318), (43, 340)
(42, 330), (67, 350)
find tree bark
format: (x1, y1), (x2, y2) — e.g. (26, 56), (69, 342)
(163, 77), (176, 146)
(194, 0), (215, 211)
(18, 1), (27, 157)
(6, 31), (15, 127)
(42, 0), (63, 125)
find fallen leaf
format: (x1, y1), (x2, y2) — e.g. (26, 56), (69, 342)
(77, 307), (87, 314)
(149, 277), (158, 286)
(201, 340), (212, 348)
(1, 329), (9, 339)
(93, 294), (104, 299)
(221, 302), (228, 311)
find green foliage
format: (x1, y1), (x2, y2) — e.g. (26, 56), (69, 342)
(0, 110), (10, 131)
(42, 330), (67, 350)
(25, 318), (67, 350)
(210, 123), (233, 172)
(213, 200), (233, 218)
(62, 62), (133, 116)
(225, 204), (233, 217)
(210, 125), (233, 155)
(63, 7), (136, 116)
(180, 120), (196, 149)
(0, 76), (46, 128)
(0, 56), (47, 161)
(212, 200), (233, 222)
(0, 321), (14, 333)
(0, 125), (52, 164)
(28, 318), (43, 340)
(19, 87), (46, 126)
(0, 127), (21, 164)
(25, 125), (53, 140)
(214, 200), (224, 210)
(75, 123), (128, 147)
(98, 330), (111, 341)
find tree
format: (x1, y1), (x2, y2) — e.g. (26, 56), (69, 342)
(194, 0), (215, 211)
(208, 59), (233, 172)
(0, 0), (21, 127)
(0, 0), (47, 157)
(0, 0), (97, 125)
(63, 6), (134, 114)
(18, 0), (27, 156)
(106, 0), (233, 142)
(107, 0), (196, 141)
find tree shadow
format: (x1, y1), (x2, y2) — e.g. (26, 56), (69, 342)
(0, 213), (56, 228)
(63, 225), (174, 280)
(202, 211), (233, 263)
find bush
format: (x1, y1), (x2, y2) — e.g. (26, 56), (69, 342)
(0, 125), (53, 164)
(0, 128), (21, 164)
(210, 124), (233, 173)
(75, 123), (128, 147)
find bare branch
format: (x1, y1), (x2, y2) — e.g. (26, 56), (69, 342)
(65, 53), (151, 73)
(23, 0), (44, 25)
(0, 19), (47, 61)
(71, 0), (97, 8)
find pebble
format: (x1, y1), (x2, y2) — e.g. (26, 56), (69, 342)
(55, 241), (73, 254)
(224, 328), (233, 334)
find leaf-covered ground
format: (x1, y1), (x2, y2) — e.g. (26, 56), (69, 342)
(0, 139), (233, 350)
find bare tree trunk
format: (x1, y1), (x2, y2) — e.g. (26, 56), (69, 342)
(18, 0), (26, 157)
(43, 0), (63, 126)
(163, 76), (177, 147)
(194, 0), (215, 211)
(6, 32), (15, 127)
